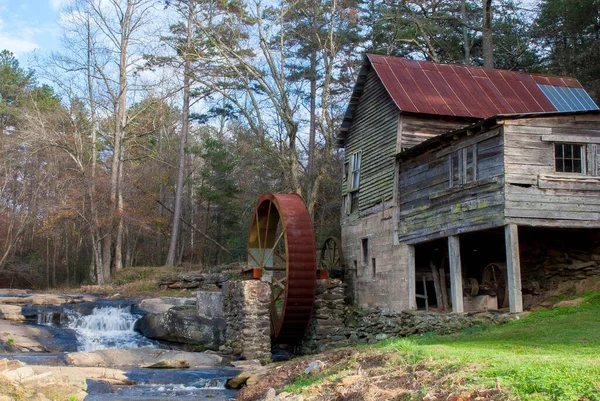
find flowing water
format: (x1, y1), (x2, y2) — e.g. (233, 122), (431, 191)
(65, 305), (157, 351)
(25, 299), (238, 400)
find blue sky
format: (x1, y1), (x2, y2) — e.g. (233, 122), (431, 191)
(0, 0), (65, 67)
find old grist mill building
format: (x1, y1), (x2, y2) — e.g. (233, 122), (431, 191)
(338, 54), (600, 314)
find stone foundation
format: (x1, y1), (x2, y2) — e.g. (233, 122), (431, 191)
(520, 230), (600, 308)
(300, 279), (517, 354)
(223, 281), (272, 360)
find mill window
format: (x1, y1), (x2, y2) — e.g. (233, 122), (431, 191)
(555, 143), (584, 173)
(449, 144), (477, 188)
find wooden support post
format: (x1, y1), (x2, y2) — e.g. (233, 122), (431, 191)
(429, 261), (443, 310)
(439, 254), (449, 312)
(505, 224), (523, 313)
(408, 245), (416, 310)
(448, 236), (464, 313)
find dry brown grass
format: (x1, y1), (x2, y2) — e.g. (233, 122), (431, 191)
(51, 264), (205, 298)
(235, 347), (508, 401)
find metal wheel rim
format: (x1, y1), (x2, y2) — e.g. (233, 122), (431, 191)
(247, 193), (316, 343)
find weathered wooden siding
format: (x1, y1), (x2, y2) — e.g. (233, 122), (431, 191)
(503, 115), (600, 228)
(398, 128), (506, 244)
(342, 67), (400, 214)
(399, 114), (475, 152)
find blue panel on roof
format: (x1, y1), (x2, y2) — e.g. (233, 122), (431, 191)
(538, 84), (599, 111)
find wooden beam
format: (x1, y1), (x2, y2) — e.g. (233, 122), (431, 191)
(408, 245), (416, 310)
(504, 224), (523, 313)
(448, 235), (464, 313)
(541, 134), (600, 144)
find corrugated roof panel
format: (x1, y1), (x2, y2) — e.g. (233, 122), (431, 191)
(474, 76), (515, 114)
(556, 87), (580, 110)
(565, 87), (587, 110)
(452, 73), (490, 118)
(538, 84), (600, 112)
(575, 88), (600, 110)
(372, 63), (419, 112)
(364, 54), (597, 119)
(541, 85), (569, 111)
(407, 67), (453, 115)
(426, 71), (472, 116)
(516, 74), (556, 111)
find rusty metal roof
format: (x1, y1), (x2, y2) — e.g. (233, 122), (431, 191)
(367, 54), (596, 118)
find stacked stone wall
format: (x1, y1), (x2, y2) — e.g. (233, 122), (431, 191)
(300, 279), (517, 354)
(223, 281), (271, 360)
(519, 230), (600, 308)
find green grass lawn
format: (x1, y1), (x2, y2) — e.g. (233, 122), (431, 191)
(377, 291), (600, 400)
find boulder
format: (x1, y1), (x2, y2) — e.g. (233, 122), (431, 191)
(142, 360), (190, 369)
(137, 297), (197, 314)
(137, 298), (176, 314)
(135, 307), (225, 349)
(65, 348), (222, 368)
(0, 305), (25, 321)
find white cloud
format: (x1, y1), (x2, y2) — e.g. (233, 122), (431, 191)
(0, 17), (39, 56)
(49, 0), (67, 11)
(0, 34), (38, 55)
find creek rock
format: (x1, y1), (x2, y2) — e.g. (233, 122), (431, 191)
(135, 307), (225, 349)
(158, 273), (229, 290)
(137, 297), (195, 314)
(0, 293), (95, 306)
(1, 358), (131, 401)
(0, 304), (25, 321)
(0, 320), (77, 353)
(65, 348), (223, 368)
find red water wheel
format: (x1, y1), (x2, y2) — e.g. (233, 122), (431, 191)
(247, 193), (316, 344)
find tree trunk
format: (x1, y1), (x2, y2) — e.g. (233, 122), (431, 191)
(482, 0), (494, 68)
(462, 0), (471, 65)
(166, 0), (193, 267)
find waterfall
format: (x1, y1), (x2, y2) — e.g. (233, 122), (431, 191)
(66, 305), (157, 352)
(36, 311), (56, 325)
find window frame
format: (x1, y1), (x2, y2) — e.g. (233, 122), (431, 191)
(349, 151), (361, 192)
(554, 143), (586, 174)
(448, 144), (477, 188)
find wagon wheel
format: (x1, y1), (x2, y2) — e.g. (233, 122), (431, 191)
(247, 193), (316, 344)
(481, 263), (508, 309)
(319, 237), (345, 279)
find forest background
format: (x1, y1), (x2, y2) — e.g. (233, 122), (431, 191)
(0, 0), (596, 288)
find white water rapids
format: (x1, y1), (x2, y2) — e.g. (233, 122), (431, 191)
(65, 305), (157, 352)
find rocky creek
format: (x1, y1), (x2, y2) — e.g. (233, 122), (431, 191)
(0, 290), (239, 401)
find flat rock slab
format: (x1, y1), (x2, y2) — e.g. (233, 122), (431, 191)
(137, 297), (196, 314)
(0, 304), (26, 321)
(0, 321), (77, 353)
(65, 348), (223, 368)
(0, 293), (95, 306)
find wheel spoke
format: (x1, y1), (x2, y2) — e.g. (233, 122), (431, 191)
(255, 213), (264, 265)
(263, 201), (272, 255)
(248, 250), (261, 268)
(272, 275), (286, 290)
(273, 287), (285, 302)
(264, 229), (286, 266)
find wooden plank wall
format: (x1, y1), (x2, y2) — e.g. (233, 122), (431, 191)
(503, 115), (600, 228)
(397, 128), (506, 244)
(342, 67), (400, 214)
(400, 114), (474, 151)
